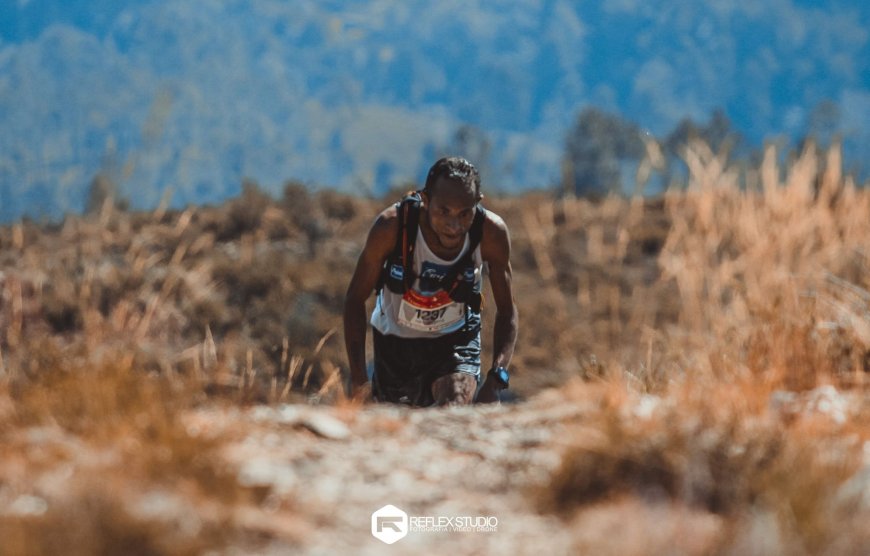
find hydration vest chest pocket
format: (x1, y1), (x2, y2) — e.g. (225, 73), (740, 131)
(389, 264), (404, 281)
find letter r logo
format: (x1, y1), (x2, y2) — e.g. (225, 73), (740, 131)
(377, 516), (403, 532)
(371, 504), (408, 544)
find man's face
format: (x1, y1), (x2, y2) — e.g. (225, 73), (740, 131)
(422, 177), (479, 251)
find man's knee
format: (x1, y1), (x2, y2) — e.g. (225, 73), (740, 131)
(431, 373), (477, 406)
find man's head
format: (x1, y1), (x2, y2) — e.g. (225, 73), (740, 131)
(420, 157), (482, 251)
(423, 157), (481, 200)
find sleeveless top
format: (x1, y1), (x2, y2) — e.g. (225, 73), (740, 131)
(371, 226), (483, 338)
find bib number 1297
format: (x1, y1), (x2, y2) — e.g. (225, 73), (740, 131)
(397, 291), (464, 332)
(415, 307), (447, 325)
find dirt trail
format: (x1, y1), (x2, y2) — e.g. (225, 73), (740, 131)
(195, 391), (591, 555)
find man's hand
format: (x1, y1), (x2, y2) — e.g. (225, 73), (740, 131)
(475, 374), (502, 404)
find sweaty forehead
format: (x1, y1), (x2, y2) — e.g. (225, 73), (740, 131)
(428, 177), (477, 206)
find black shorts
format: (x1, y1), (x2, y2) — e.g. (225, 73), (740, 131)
(371, 327), (481, 406)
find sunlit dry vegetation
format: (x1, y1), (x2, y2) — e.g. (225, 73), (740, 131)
(1, 141), (869, 553)
(537, 141), (870, 554)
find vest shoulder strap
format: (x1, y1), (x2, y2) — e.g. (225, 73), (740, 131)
(398, 192), (422, 289)
(377, 191), (421, 294)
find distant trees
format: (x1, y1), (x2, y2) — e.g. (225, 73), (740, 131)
(664, 109), (737, 158)
(562, 107), (745, 196)
(562, 108), (646, 197)
(660, 109), (743, 185)
(85, 173), (128, 214)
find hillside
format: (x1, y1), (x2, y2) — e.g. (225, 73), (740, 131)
(1, 142), (870, 554)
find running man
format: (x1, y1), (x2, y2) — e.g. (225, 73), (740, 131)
(343, 157), (518, 406)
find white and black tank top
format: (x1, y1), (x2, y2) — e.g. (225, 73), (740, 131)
(371, 227), (483, 338)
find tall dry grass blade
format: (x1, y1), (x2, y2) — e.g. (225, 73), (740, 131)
(170, 240), (190, 266)
(521, 205), (557, 283)
(558, 196), (583, 231)
(8, 276), (22, 348)
(576, 271), (591, 310)
(203, 325), (218, 370)
(280, 337), (289, 377)
(243, 349), (254, 391)
(608, 283), (622, 339)
(761, 144), (779, 201)
(819, 143), (842, 205)
(135, 295), (160, 340)
(173, 208), (193, 236)
(315, 361), (344, 401)
(312, 328), (338, 356)
(12, 223), (23, 249)
(634, 133), (665, 195)
(160, 354), (179, 388)
(586, 224), (604, 266)
(301, 362), (316, 391)
(152, 187), (173, 221)
(301, 328), (341, 394)
(281, 355), (304, 400)
(98, 196), (115, 227)
(785, 142), (817, 202)
(175, 344), (204, 384)
(287, 354), (303, 383)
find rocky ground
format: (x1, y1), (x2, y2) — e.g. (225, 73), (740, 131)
(195, 383), (869, 555)
(4, 373), (870, 555)
(195, 391), (585, 555)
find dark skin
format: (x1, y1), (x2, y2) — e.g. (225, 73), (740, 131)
(343, 176), (518, 405)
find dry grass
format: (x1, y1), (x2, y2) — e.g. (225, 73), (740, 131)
(539, 377), (869, 554)
(657, 140), (870, 390)
(1, 140), (869, 553)
(536, 141), (870, 554)
(0, 348), (299, 554)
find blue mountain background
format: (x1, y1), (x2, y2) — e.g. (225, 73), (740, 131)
(1, 0), (869, 222)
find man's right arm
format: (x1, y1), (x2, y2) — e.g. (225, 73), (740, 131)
(343, 208), (397, 397)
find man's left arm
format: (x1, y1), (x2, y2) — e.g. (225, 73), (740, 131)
(477, 212), (518, 403)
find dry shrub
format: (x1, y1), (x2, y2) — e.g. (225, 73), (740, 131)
(0, 344), (301, 555)
(481, 191), (675, 395)
(5, 349), (237, 495)
(0, 488), (227, 556)
(658, 140), (870, 390)
(539, 380), (866, 554)
(316, 189), (358, 222)
(214, 181), (273, 241)
(0, 181), (357, 402)
(282, 182), (329, 257)
(537, 141), (870, 554)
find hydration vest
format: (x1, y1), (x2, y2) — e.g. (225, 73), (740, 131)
(376, 191), (485, 313)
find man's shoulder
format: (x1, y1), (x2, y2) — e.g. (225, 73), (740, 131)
(376, 203), (400, 224)
(480, 208), (510, 260)
(482, 207), (507, 230)
(365, 204), (400, 250)
(481, 208), (509, 240)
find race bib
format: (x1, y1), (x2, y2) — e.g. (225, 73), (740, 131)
(397, 289), (465, 332)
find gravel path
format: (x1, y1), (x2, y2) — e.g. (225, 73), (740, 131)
(200, 391), (592, 555)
